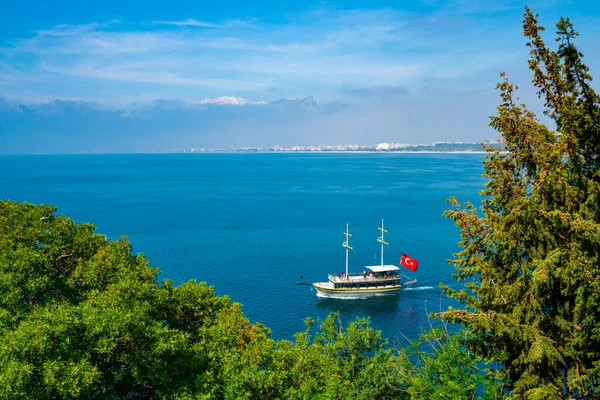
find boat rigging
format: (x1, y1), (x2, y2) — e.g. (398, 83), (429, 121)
(308, 219), (417, 298)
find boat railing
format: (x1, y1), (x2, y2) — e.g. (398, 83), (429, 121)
(328, 273), (401, 283)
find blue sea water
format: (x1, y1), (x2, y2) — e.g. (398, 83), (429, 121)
(0, 153), (485, 346)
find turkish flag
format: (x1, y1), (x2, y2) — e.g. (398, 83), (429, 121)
(400, 254), (419, 271)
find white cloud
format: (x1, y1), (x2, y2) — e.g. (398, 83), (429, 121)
(3, 8), (434, 97)
(34, 19), (121, 37)
(3, 4), (597, 105)
(153, 18), (255, 29)
(41, 62), (270, 90)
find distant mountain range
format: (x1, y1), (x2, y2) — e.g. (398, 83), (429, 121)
(188, 96), (267, 106)
(0, 95), (350, 117)
(0, 96), (355, 153)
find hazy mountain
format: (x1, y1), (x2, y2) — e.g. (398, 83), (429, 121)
(188, 96), (267, 106)
(0, 96), (360, 153)
(36, 100), (82, 115)
(268, 96), (319, 109)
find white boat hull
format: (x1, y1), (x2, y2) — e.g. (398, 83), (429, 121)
(312, 282), (401, 298)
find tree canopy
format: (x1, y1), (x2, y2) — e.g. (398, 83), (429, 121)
(0, 200), (499, 399)
(442, 6), (600, 399)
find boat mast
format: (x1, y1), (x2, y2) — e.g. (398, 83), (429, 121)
(377, 219), (388, 266)
(343, 223), (353, 276)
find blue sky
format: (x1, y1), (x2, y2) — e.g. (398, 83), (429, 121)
(1, 1), (600, 150)
(2, 0), (598, 105)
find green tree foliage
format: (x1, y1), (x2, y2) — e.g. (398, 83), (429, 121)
(395, 326), (505, 399)
(0, 200), (402, 399)
(0, 200), (503, 398)
(442, 6), (600, 398)
(281, 314), (405, 399)
(0, 200), (257, 398)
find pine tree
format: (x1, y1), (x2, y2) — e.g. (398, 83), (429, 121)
(441, 6), (600, 399)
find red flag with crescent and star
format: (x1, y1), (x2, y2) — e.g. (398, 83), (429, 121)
(400, 254), (419, 271)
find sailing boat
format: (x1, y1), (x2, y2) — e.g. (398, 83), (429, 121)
(311, 220), (417, 297)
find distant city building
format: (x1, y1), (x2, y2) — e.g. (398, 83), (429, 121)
(178, 141), (492, 153)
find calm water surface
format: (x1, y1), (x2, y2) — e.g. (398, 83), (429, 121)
(0, 153), (485, 346)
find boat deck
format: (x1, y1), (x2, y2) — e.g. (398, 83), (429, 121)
(328, 274), (400, 284)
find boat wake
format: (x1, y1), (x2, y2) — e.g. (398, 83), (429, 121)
(403, 285), (434, 291)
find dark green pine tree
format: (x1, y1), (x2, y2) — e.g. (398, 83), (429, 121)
(441, 6), (600, 399)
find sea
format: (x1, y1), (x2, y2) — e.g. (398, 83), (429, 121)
(0, 153), (486, 347)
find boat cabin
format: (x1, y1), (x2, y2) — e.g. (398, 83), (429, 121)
(328, 265), (401, 289)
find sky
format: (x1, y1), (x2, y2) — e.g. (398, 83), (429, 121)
(1, 0), (600, 152)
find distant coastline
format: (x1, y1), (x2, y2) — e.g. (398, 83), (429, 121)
(0, 142), (497, 155)
(158, 141), (496, 154)
(152, 150), (489, 154)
